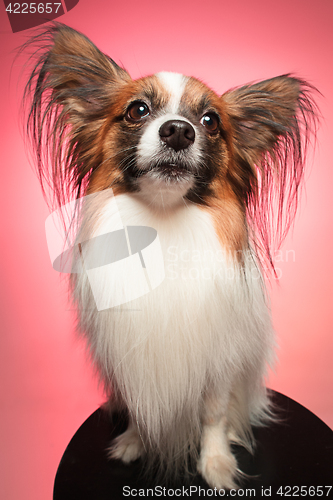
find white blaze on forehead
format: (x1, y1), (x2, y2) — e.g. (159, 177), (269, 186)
(156, 72), (187, 113)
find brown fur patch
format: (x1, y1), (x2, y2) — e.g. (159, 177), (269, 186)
(200, 186), (247, 262)
(181, 78), (219, 115)
(106, 75), (169, 119)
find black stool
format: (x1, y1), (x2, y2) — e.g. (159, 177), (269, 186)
(53, 390), (333, 499)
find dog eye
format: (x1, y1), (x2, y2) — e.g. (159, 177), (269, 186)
(200, 113), (219, 134)
(126, 101), (150, 122)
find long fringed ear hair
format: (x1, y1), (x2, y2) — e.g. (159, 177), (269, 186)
(22, 23), (131, 211)
(222, 76), (319, 273)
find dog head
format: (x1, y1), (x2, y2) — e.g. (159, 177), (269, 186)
(23, 23), (318, 267)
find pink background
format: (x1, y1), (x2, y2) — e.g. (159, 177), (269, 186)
(0, 0), (332, 498)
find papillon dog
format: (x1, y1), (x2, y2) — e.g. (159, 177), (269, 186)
(23, 24), (317, 489)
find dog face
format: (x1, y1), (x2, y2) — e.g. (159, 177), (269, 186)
(104, 71), (230, 208)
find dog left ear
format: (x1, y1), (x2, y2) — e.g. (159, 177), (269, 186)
(221, 75), (318, 269)
(222, 76), (305, 163)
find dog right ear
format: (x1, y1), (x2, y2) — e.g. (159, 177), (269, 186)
(25, 23), (130, 113)
(23, 23), (131, 208)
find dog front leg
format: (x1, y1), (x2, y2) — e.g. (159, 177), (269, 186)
(108, 415), (145, 464)
(198, 386), (238, 490)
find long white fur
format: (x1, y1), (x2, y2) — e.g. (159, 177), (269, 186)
(72, 193), (274, 476)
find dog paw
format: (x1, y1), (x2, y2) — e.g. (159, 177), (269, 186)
(108, 428), (145, 464)
(197, 453), (238, 490)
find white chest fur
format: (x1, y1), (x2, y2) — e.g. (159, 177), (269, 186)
(73, 193), (274, 450)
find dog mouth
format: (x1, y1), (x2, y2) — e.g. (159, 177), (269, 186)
(133, 160), (196, 206)
(135, 162), (193, 182)
(157, 163), (192, 179)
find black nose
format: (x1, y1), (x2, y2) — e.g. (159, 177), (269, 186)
(159, 120), (195, 152)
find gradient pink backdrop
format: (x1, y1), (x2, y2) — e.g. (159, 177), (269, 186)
(0, 1), (332, 498)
